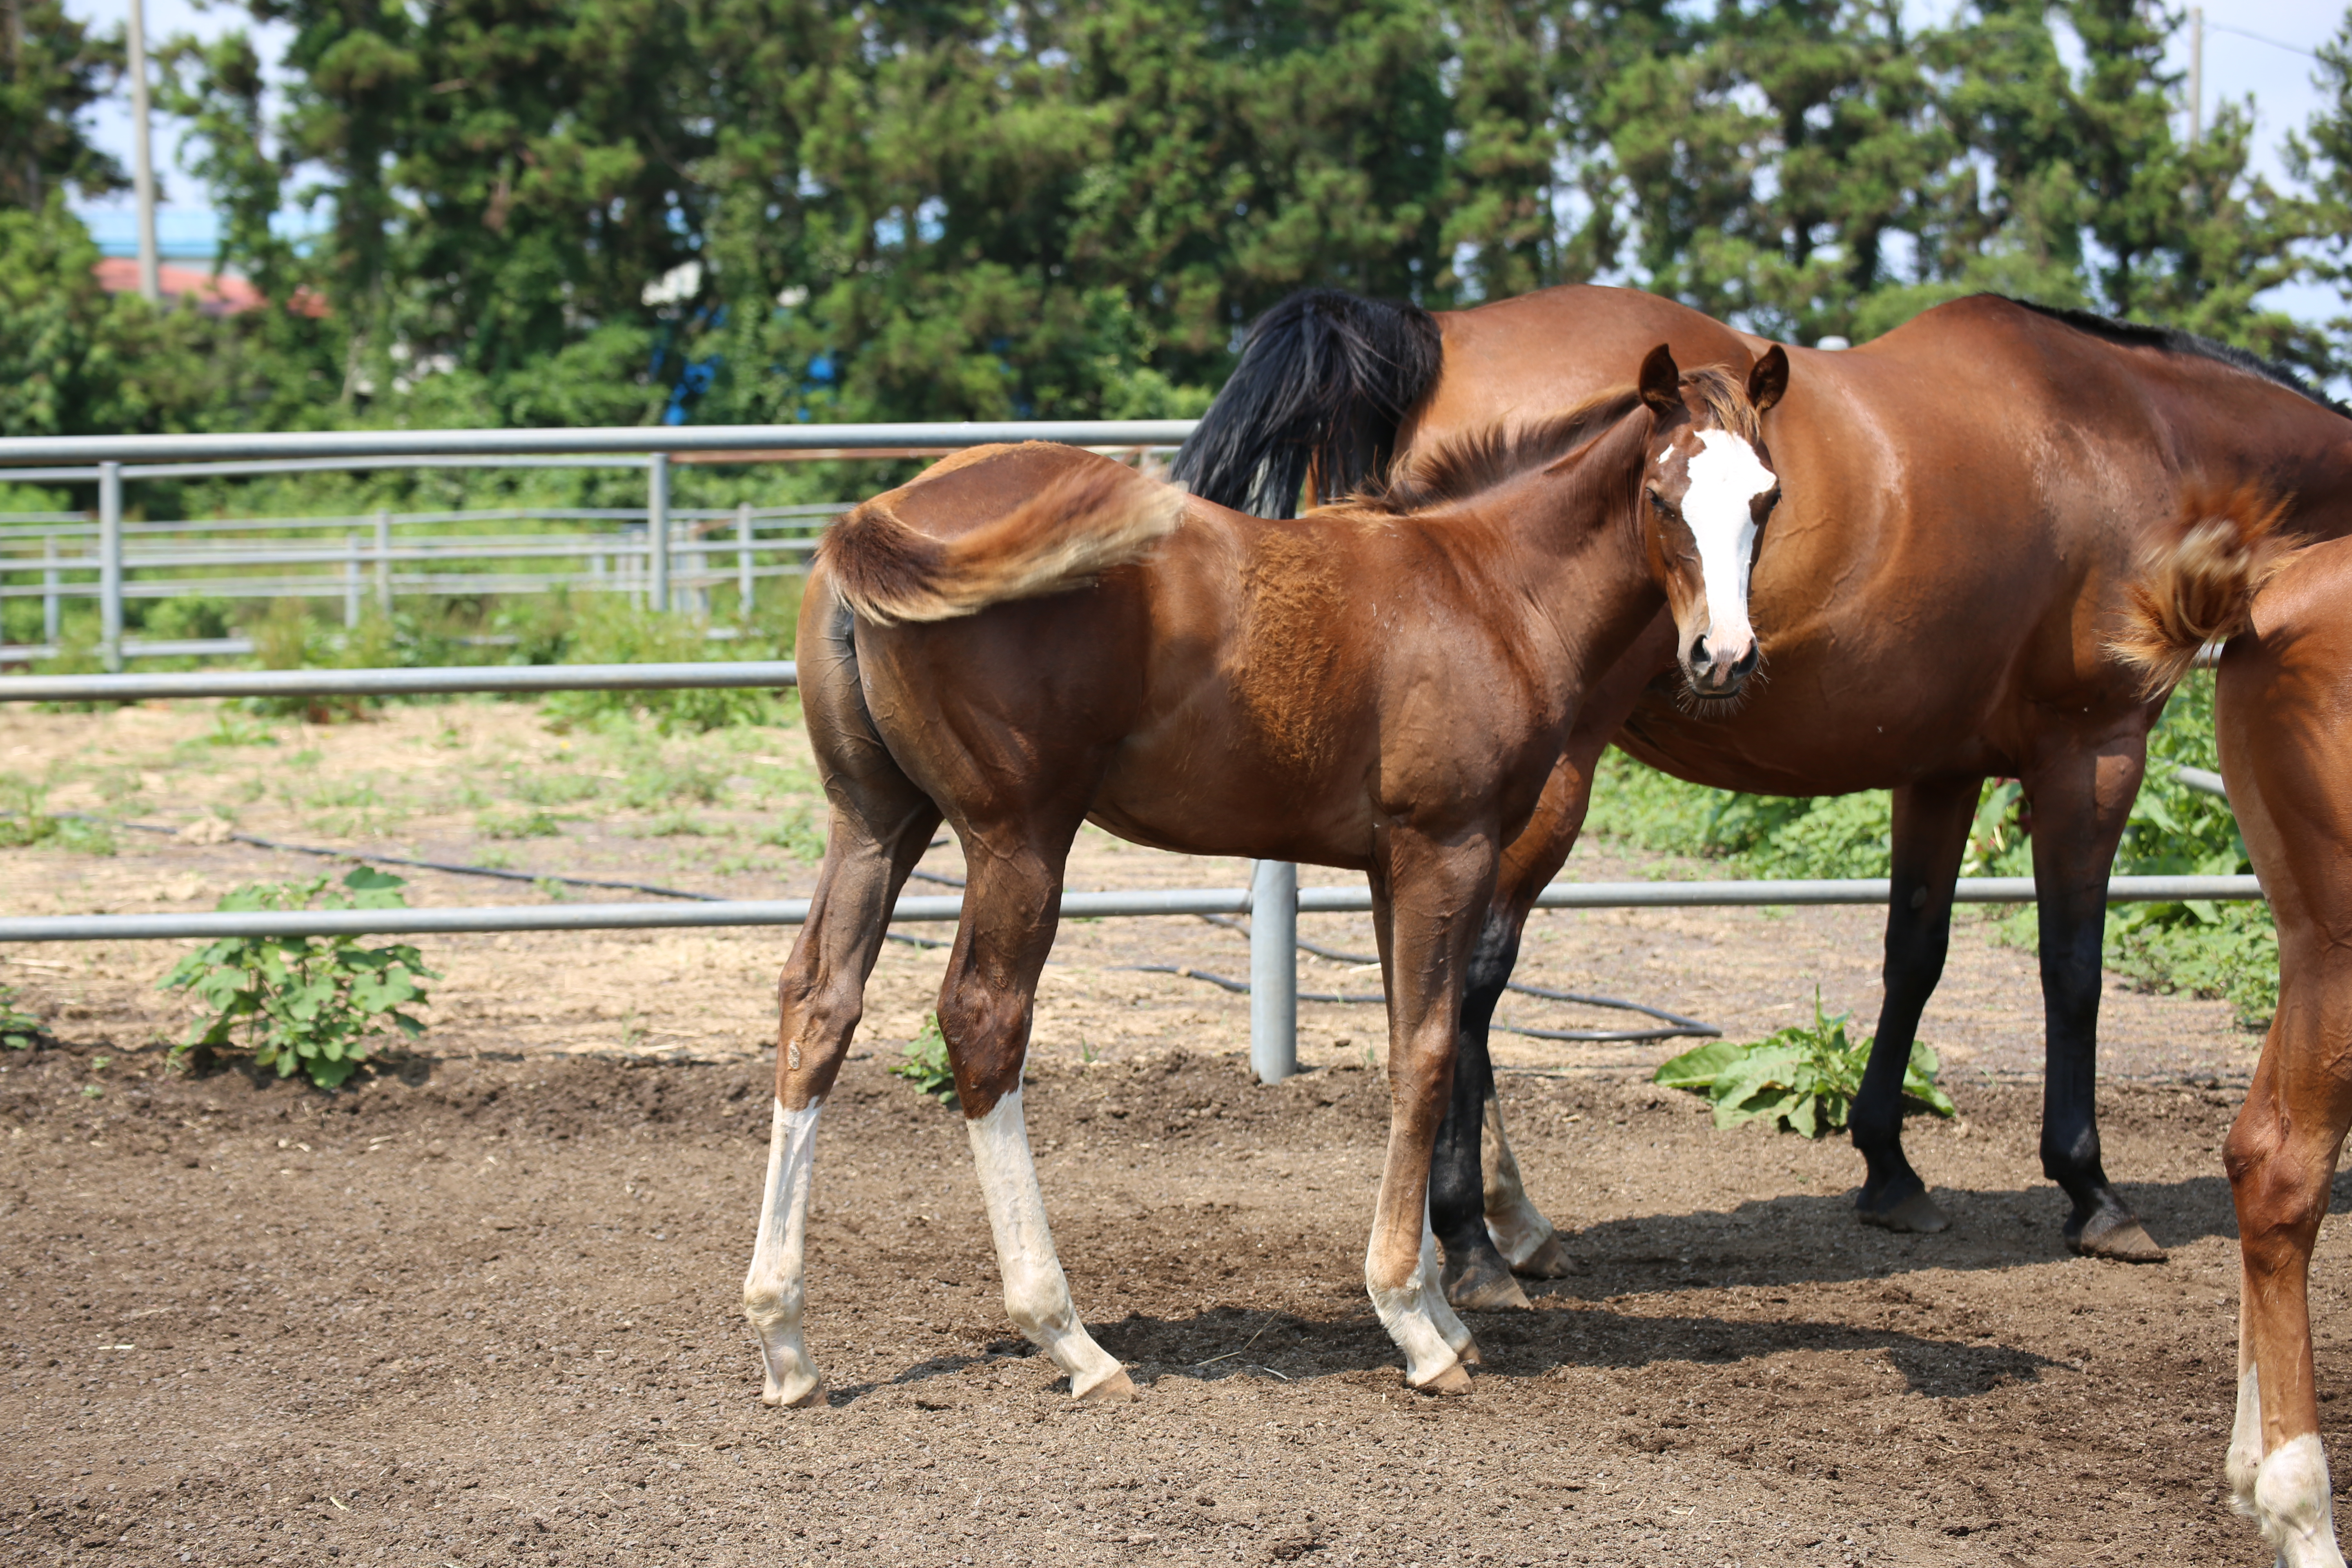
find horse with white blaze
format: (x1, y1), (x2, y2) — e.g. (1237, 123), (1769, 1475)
(742, 343), (1788, 1403)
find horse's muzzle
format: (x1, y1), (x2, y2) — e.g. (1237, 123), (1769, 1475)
(1684, 632), (1760, 699)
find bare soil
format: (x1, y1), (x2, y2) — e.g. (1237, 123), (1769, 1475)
(0, 699), (2315, 1567)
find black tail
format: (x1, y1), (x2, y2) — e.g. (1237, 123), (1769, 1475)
(1169, 289), (1442, 518)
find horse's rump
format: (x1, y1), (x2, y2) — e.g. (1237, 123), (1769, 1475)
(819, 449), (1181, 624)
(2112, 483), (2301, 693)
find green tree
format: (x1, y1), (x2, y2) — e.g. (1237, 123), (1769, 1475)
(1, 0), (125, 210)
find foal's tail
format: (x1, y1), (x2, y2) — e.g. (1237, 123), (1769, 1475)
(820, 460), (1181, 625)
(1169, 289), (1442, 517)
(2112, 483), (2300, 693)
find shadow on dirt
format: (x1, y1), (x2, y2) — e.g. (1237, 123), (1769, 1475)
(818, 1302), (2059, 1407)
(1504, 1177), (2245, 1303)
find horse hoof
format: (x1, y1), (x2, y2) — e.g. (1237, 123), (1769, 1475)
(1410, 1362), (1473, 1396)
(1858, 1188), (1950, 1234)
(1075, 1368), (1138, 1403)
(1443, 1250), (1533, 1310)
(764, 1377), (827, 1410)
(2071, 1211), (2166, 1263)
(1455, 1338), (1483, 1369)
(1510, 1233), (1574, 1279)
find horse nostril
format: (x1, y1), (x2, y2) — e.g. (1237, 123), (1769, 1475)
(1732, 644), (1760, 678)
(1689, 635), (1712, 668)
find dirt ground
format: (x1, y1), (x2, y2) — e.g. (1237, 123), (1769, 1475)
(0, 698), (2317, 1567)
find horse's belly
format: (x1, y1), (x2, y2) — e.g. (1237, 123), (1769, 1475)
(1615, 653), (2015, 796)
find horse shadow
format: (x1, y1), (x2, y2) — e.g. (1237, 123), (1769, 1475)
(1510, 1172), (2278, 1302)
(820, 1301), (2058, 1406)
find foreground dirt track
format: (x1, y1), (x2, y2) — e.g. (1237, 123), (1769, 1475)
(2, 1039), (2337, 1568)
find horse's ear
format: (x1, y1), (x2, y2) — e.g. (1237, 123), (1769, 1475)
(1748, 345), (1789, 415)
(1638, 344), (1681, 416)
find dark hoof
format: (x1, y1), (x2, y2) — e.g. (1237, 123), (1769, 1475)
(1509, 1233), (1574, 1279)
(2069, 1207), (2166, 1263)
(1858, 1188), (1950, 1234)
(1442, 1247), (1532, 1310)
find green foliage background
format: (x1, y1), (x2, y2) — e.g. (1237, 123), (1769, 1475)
(1586, 671), (2276, 1026)
(13, 0), (2352, 457)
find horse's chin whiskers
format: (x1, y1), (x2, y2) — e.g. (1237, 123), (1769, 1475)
(1673, 660), (1766, 719)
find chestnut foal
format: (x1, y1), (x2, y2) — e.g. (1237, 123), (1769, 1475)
(2120, 494), (2352, 1566)
(742, 343), (1788, 1405)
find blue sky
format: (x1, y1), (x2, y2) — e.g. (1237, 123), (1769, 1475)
(60, 0), (2352, 321)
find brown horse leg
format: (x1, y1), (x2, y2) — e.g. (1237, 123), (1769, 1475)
(2024, 737), (2163, 1260)
(936, 825), (1136, 1403)
(1367, 834), (1495, 1391)
(1849, 776), (1979, 1233)
(743, 792), (941, 1408)
(2225, 984), (2352, 1566)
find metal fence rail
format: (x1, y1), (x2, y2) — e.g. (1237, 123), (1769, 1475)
(0, 420), (1198, 465)
(0, 420), (2254, 1086)
(0, 661), (799, 701)
(0, 875), (2257, 944)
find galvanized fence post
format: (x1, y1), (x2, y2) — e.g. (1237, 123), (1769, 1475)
(42, 534), (60, 646)
(647, 453), (671, 613)
(1249, 859), (1299, 1084)
(372, 509), (392, 613)
(735, 501), (753, 621)
(343, 533), (362, 629)
(97, 461), (123, 673)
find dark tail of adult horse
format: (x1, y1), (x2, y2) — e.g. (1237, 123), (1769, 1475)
(1169, 290), (1442, 517)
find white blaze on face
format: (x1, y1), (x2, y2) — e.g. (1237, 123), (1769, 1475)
(1679, 428), (1775, 656)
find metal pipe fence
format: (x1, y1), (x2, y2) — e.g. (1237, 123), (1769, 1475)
(0, 420), (2255, 1086)
(0, 875), (2266, 947)
(0, 422), (1192, 667)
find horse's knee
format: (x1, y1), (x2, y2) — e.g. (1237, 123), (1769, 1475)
(2228, 1115), (2330, 1272)
(776, 964), (862, 1079)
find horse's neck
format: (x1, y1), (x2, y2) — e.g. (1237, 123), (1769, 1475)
(1469, 423), (1657, 668)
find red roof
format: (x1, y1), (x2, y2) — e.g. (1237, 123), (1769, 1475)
(93, 258), (328, 318)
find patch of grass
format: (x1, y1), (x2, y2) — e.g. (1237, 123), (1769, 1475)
(644, 809), (713, 838)
(0, 773), (54, 848)
(477, 807), (565, 840)
(621, 757), (726, 811)
(890, 1013), (959, 1108)
(158, 867), (437, 1088)
(1655, 990), (1953, 1137)
(509, 771), (600, 807)
(754, 808), (827, 861)
(711, 851), (777, 877)
(202, 711), (279, 748)
(531, 599), (791, 735)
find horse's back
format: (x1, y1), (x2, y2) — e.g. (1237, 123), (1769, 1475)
(1411, 286), (1756, 444)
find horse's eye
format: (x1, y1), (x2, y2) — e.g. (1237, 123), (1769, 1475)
(1647, 488), (1678, 517)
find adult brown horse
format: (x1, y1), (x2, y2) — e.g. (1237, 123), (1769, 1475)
(2117, 494), (2349, 1567)
(742, 344), (1788, 1403)
(1174, 285), (2352, 1297)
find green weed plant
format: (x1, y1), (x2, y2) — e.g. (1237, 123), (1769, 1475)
(0, 982), (43, 1050)
(890, 1013), (959, 1108)
(159, 868), (437, 1088)
(1655, 991), (1954, 1137)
